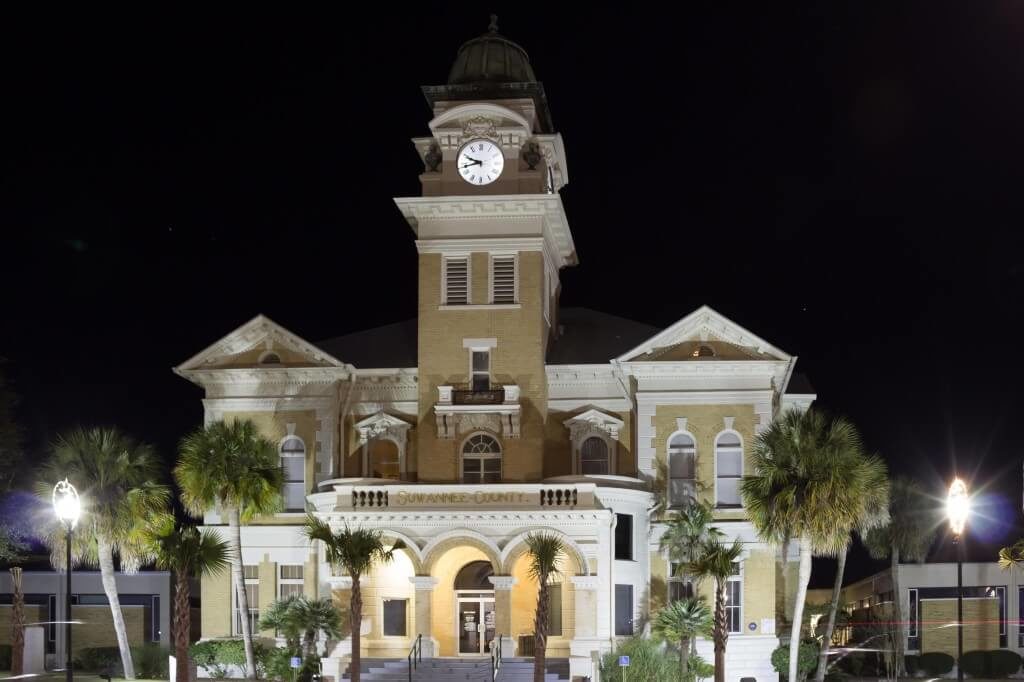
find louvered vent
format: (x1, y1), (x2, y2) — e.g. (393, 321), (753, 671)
(445, 258), (469, 305)
(491, 256), (516, 304)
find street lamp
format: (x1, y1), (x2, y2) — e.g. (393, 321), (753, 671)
(52, 479), (80, 682)
(947, 478), (969, 682)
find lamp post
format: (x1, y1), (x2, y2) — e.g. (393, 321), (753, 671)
(52, 479), (80, 682)
(947, 478), (969, 682)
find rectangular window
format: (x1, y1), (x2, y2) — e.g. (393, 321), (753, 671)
(282, 455), (305, 512)
(908, 588), (918, 637)
(668, 562), (695, 602)
(547, 584), (562, 636)
(615, 584), (634, 636)
(235, 565), (259, 636)
(1018, 587), (1024, 647)
(383, 598), (407, 637)
(996, 586), (1007, 647)
(726, 563), (742, 634)
(615, 513), (633, 561)
(279, 565), (304, 600)
(715, 433), (743, 507)
(444, 257), (469, 305)
(471, 350), (490, 391)
(490, 255), (517, 304)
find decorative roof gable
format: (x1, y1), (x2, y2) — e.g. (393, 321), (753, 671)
(563, 409), (625, 440)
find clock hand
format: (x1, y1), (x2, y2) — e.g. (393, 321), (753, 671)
(460, 160), (483, 168)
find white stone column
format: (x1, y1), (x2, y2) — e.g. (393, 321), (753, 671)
(409, 576), (439, 657)
(570, 575), (604, 681)
(488, 575), (518, 657)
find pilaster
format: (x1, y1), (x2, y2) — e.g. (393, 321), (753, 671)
(409, 576), (440, 657)
(488, 575), (518, 657)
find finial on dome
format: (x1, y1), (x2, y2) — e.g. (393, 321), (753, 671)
(488, 14), (499, 33)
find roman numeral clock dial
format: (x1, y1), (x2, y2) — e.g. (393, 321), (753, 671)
(457, 139), (504, 185)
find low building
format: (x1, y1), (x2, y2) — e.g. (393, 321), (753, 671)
(0, 570), (171, 670)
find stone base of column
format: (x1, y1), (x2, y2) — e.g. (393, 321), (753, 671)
(420, 636), (440, 658)
(497, 634), (517, 658)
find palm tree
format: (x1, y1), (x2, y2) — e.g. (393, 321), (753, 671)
(862, 476), (935, 678)
(741, 408), (883, 682)
(303, 515), (403, 682)
(136, 512), (230, 682)
(653, 597), (712, 678)
(40, 427), (169, 680)
(525, 533), (565, 682)
(262, 595), (344, 658)
(10, 566), (24, 676)
(175, 419), (283, 680)
(813, 455), (888, 682)
(688, 537), (743, 682)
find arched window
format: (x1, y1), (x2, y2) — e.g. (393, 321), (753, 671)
(715, 432), (743, 507)
(580, 436), (609, 475)
(668, 432), (696, 508)
(259, 351), (282, 365)
(462, 433), (502, 484)
(368, 439), (400, 480)
(280, 436), (306, 512)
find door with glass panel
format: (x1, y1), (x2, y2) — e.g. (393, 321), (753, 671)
(457, 595), (495, 655)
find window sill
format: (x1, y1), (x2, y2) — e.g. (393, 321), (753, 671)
(715, 504), (744, 510)
(438, 303), (521, 311)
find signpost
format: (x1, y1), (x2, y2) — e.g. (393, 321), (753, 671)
(290, 656), (302, 682)
(619, 655), (630, 682)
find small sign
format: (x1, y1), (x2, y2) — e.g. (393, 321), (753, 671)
(748, 622), (757, 631)
(290, 657), (302, 669)
(619, 655), (630, 667)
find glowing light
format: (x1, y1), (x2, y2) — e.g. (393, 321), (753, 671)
(947, 478), (969, 537)
(52, 478), (81, 528)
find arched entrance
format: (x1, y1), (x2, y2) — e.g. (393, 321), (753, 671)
(454, 560), (495, 655)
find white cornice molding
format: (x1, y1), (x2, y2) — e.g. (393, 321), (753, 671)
(203, 396), (336, 412)
(547, 398), (631, 412)
(428, 103), (532, 138)
(635, 390), (774, 406)
(394, 194), (577, 268)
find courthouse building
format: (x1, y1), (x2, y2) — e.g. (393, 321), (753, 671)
(176, 20), (814, 682)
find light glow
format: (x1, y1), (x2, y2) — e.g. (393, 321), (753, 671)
(947, 477), (969, 537)
(52, 478), (81, 528)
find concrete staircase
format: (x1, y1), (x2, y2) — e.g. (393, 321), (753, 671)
(340, 657), (570, 681)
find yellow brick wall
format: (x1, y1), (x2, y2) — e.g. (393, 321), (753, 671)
(921, 598), (999, 656)
(653, 404), (757, 519)
(544, 409), (634, 478)
(743, 548), (775, 634)
(416, 251), (548, 483)
(202, 567), (232, 638)
(68, 605), (145, 655)
(304, 554), (318, 598)
(0, 605), (46, 645)
(258, 557), (277, 637)
(649, 551), (668, 615)
(509, 553), (573, 657)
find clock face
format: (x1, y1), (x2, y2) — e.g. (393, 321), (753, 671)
(457, 139), (504, 185)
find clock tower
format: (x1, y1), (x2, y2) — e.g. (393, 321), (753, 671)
(394, 17), (577, 483)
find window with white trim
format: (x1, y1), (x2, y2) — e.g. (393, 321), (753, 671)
(726, 562), (742, 633)
(462, 433), (502, 484)
(234, 565), (259, 635)
(490, 255), (517, 304)
(470, 349), (490, 391)
(280, 436), (306, 512)
(668, 432), (696, 508)
(383, 598), (408, 636)
(444, 257), (469, 305)
(279, 565), (304, 600)
(580, 436), (609, 475)
(715, 432), (743, 507)
(668, 561), (695, 603)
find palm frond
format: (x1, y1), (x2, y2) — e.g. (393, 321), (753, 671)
(525, 532), (564, 583)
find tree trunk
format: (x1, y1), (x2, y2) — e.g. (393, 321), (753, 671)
(350, 575), (362, 682)
(814, 542), (848, 682)
(228, 508), (257, 680)
(890, 543), (904, 677)
(11, 567), (24, 676)
(534, 580), (549, 682)
(681, 636), (689, 678)
(714, 578), (728, 682)
(98, 536), (136, 679)
(789, 539), (813, 682)
(174, 570), (192, 682)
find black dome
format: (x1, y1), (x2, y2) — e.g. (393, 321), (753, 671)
(447, 16), (536, 85)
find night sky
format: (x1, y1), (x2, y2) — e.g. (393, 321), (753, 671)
(3, 5), (1023, 584)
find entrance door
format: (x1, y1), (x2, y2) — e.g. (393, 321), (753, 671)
(457, 596), (495, 654)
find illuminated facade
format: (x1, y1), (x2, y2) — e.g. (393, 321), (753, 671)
(175, 21), (815, 681)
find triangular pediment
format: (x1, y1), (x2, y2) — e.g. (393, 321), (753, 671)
(616, 306), (790, 363)
(175, 315), (346, 373)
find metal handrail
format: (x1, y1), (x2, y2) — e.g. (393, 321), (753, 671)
(490, 633), (504, 680)
(407, 633), (422, 682)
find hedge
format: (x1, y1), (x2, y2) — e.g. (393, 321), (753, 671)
(904, 654), (920, 676)
(771, 641), (820, 681)
(74, 646), (121, 672)
(959, 651), (988, 677)
(958, 650), (1021, 678)
(0, 644), (11, 670)
(919, 652), (955, 676)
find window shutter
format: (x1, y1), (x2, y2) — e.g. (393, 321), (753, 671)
(491, 256), (516, 304)
(445, 258), (469, 305)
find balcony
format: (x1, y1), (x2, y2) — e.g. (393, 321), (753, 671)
(435, 384), (521, 439)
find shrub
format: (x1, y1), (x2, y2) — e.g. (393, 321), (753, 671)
(904, 654), (920, 676)
(131, 643), (169, 679)
(189, 638), (250, 678)
(988, 650), (1022, 678)
(959, 651), (987, 677)
(264, 647), (298, 682)
(771, 640), (820, 681)
(599, 636), (685, 682)
(0, 644), (11, 671)
(688, 654), (714, 681)
(74, 646), (121, 673)
(919, 652), (955, 676)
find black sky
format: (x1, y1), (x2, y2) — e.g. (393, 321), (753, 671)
(3, 4), (1024, 584)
